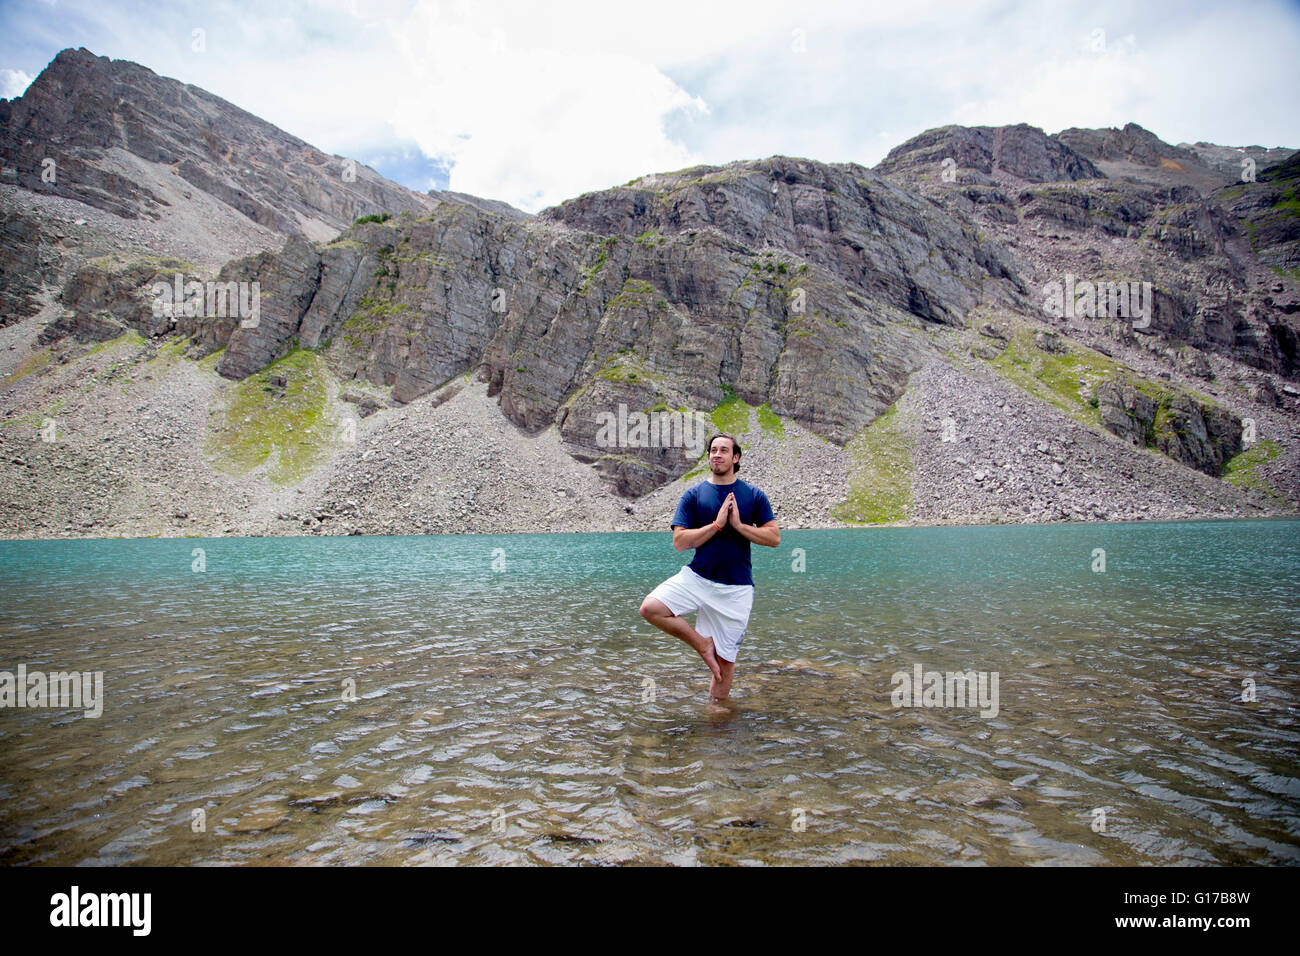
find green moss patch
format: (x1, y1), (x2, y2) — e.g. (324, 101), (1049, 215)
(577, 237), (618, 296)
(987, 327), (1116, 426)
(0, 349), (54, 391)
(986, 326), (1222, 426)
(756, 402), (786, 438)
(594, 351), (665, 385)
(204, 349), (340, 485)
(673, 389), (792, 478)
(711, 387), (752, 435)
(0, 396), (67, 431)
(154, 337), (189, 361)
(985, 325), (1240, 470)
(832, 404), (913, 524)
(392, 249), (453, 267)
(2, 330), (158, 429)
(1223, 439), (1284, 496)
(603, 278), (656, 312)
(342, 294), (415, 347)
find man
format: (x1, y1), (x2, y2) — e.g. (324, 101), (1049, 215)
(639, 432), (780, 700)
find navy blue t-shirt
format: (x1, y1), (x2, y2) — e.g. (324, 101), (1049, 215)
(670, 478), (775, 586)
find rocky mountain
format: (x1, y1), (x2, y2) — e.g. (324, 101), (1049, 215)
(1, 49), (1297, 539)
(0, 47), (435, 237)
(1179, 141), (1295, 183)
(875, 123), (1101, 184)
(1055, 122), (1226, 192)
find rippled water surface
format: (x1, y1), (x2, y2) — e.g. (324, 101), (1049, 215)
(1, 520), (1298, 865)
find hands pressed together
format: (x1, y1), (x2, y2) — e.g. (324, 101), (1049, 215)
(714, 492), (742, 531)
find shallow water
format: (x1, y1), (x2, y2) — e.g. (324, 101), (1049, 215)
(1, 520), (1297, 865)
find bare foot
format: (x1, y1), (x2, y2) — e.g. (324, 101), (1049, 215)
(695, 635), (723, 683)
(705, 696), (737, 716)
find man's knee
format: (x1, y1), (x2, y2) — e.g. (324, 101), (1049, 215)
(639, 597), (668, 621)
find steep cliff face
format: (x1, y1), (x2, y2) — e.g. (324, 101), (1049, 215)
(0, 209), (57, 324)
(161, 155), (1024, 494)
(1215, 151), (1300, 279)
(1094, 376), (1242, 475)
(542, 157), (1024, 323)
(877, 125), (1300, 380)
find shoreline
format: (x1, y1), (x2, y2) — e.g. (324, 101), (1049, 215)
(2, 511), (1296, 543)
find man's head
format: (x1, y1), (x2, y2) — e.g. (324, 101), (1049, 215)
(706, 433), (741, 475)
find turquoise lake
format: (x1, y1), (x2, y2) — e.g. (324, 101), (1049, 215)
(1, 520), (1297, 865)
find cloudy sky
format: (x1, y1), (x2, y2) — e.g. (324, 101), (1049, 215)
(2, 0), (1298, 212)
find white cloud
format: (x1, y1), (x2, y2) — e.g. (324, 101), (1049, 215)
(948, 27), (1153, 133)
(386, 5), (708, 210)
(1, 69), (35, 99)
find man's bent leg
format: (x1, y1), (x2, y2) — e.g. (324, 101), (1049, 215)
(696, 597), (747, 700)
(639, 597), (723, 682)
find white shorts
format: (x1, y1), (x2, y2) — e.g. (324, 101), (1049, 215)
(646, 565), (755, 662)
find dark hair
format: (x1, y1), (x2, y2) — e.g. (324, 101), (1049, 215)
(706, 433), (742, 473)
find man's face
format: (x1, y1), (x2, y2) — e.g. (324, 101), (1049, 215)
(710, 439), (737, 472)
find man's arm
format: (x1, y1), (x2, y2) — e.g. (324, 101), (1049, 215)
(673, 522), (723, 552)
(733, 520), (780, 548)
